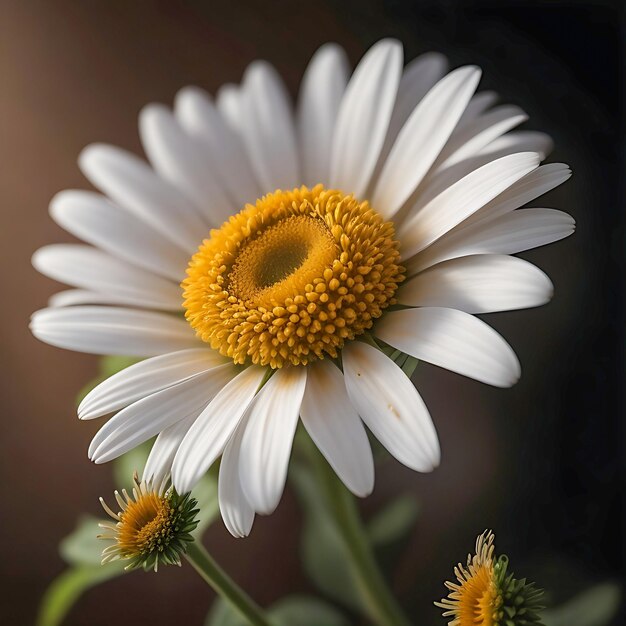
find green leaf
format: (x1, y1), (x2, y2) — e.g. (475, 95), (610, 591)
(290, 463), (361, 610)
(270, 595), (348, 626)
(38, 508), (126, 626)
(205, 597), (246, 626)
(59, 516), (108, 567)
(366, 494), (420, 547)
(542, 582), (622, 626)
(37, 563), (126, 626)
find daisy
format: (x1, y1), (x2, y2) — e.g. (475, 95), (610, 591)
(31, 39), (574, 537)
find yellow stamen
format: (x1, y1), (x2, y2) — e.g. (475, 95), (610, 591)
(183, 185), (405, 368)
(116, 491), (173, 557)
(436, 531), (502, 626)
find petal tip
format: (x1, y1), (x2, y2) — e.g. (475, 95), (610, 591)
(30, 248), (44, 271)
(457, 64), (482, 84)
(243, 59), (273, 84)
(139, 102), (168, 126)
(223, 512), (254, 539)
(78, 142), (106, 163)
(315, 41), (344, 56)
(254, 501), (278, 517)
(225, 524), (251, 539)
(375, 37), (403, 51)
(431, 452), (441, 470)
(352, 481), (375, 498)
(77, 403), (97, 420)
(78, 142), (115, 176)
(174, 84), (205, 105)
(507, 370), (522, 388)
(48, 189), (75, 219)
(171, 462), (196, 496)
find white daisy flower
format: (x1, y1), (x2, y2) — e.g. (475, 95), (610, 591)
(31, 39), (574, 537)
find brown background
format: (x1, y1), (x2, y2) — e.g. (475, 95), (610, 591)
(0, 1), (622, 625)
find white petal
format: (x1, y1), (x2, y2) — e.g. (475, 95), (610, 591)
(50, 190), (187, 281)
(215, 83), (245, 135)
(297, 43), (350, 186)
(33, 244), (182, 310)
(139, 104), (232, 225)
(414, 132), (553, 214)
(48, 289), (163, 309)
(371, 53), (449, 192)
(456, 90), (499, 126)
(239, 367), (307, 514)
(407, 208), (575, 275)
(240, 61), (300, 191)
(404, 91), (502, 206)
(30, 306), (199, 356)
(463, 162), (572, 227)
(143, 414), (197, 484)
(174, 86), (260, 207)
(172, 366), (266, 493)
(79, 144), (206, 252)
(399, 152), (541, 259)
(300, 359), (374, 497)
(374, 307), (521, 387)
(89, 365), (236, 463)
(382, 52), (449, 157)
(434, 105), (528, 169)
(342, 342), (439, 472)
(79, 348), (228, 419)
(478, 130), (553, 160)
(372, 66), (481, 218)
(399, 254), (553, 313)
(330, 39), (403, 198)
(218, 414), (255, 538)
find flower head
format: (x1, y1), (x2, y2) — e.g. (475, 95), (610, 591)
(436, 530), (544, 626)
(183, 185), (404, 368)
(99, 473), (199, 571)
(31, 39), (574, 536)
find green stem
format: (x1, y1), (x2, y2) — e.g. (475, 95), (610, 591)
(303, 436), (411, 626)
(185, 541), (272, 626)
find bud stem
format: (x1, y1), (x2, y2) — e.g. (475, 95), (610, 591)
(185, 541), (272, 626)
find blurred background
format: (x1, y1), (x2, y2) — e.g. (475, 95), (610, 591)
(0, 1), (623, 625)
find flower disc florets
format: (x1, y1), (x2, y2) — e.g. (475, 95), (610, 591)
(99, 474), (199, 572)
(436, 531), (545, 626)
(183, 185), (405, 368)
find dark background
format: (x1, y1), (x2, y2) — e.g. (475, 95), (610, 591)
(0, 1), (623, 625)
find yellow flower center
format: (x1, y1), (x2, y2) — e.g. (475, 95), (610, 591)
(455, 563), (502, 626)
(437, 531), (505, 626)
(117, 492), (175, 557)
(183, 185), (405, 368)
